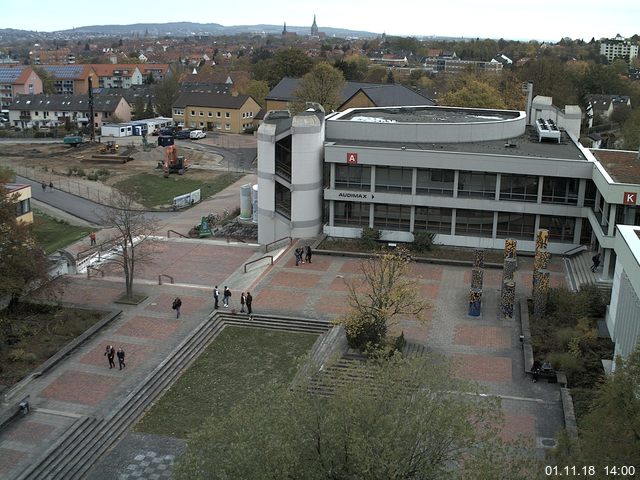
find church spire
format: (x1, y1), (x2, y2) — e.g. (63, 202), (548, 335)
(311, 14), (318, 36)
(282, 21), (287, 36)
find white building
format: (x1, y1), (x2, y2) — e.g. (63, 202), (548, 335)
(599, 35), (639, 63)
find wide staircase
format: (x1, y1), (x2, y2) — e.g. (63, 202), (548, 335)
(15, 312), (330, 480)
(565, 250), (612, 298)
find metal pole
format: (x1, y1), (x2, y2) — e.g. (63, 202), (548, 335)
(88, 76), (95, 142)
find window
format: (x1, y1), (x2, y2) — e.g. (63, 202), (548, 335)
(455, 209), (494, 237)
(225, 124), (230, 130)
(199, 111), (204, 116)
(457, 171), (496, 199)
(584, 180), (597, 208)
(225, 112), (230, 118)
(199, 122), (204, 127)
(414, 207), (452, 234)
(275, 182), (291, 219)
(208, 112), (212, 117)
(542, 177), (578, 205)
(500, 174), (538, 202)
(191, 110), (195, 116)
(495, 212), (535, 239)
(334, 201), (370, 227)
(374, 204), (411, 231)
(375, 166), (413, 193)
(335, 165), (371, 190)
(539, 215), (575, 242)
(16, 198), (30, 216)
(216, 112), (221, 118)
(416, 168), (454, 196)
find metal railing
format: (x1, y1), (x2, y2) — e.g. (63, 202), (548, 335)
(167, 229), (187, 238)
(264, 236), (292, 253)
(244, 255), (273, 273)
(562, 244), (588, 258)
(158, 274), (174, 285)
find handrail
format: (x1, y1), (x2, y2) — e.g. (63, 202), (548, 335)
(244, 255), (273, 273)
(264, 236), (292, 253)
(87, 266), (105, 279)
(562, 244), (588, 258)
(158, 274), (174, 285)
(167, 229), (187, 238)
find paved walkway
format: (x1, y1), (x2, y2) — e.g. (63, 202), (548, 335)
(0, 182), (568, 477)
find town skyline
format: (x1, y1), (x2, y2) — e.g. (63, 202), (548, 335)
(2, 0), (639, 42)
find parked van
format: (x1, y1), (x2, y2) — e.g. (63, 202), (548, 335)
(189, 129), (206, 140)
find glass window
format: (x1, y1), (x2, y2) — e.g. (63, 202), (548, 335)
(199, 111), (204, 116)
(542, 177), (579, 205)
(225, 112), (230, 118)
(208, 112), (212, 117)
(416, 168), (454, 196)
(457, 171), (496, 199)
(191, 110), (195, 116)
(499, 175), (538, 202)
(414, 207), (452, 234)
(16, 198), (31, 216)
(334, 201), (370, 227)
(335, 165), (371, 190)
(584, 180), (597, 208)
(375, 166), (413, 193)
(495, 212), (535, 239)
(539, 215), (576, 242)
(216, 112), (221, 118)
(275, 182), (291, 219)
(455, 209), (494, 237)
(374, 204), (411, 231)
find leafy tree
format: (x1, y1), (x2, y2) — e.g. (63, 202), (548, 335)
(364, 65), (387, 83)
(336, 248), (430, 351)
(132, 97), (145, 119)
(440, 77), (507, 109)
(144, 72), (155, 85)
(144, 99), (155, 119)
(252, 48), (313, 88)
(621, 109), (640, 150)
(293, 61), (345, 113)
(386, 69), (395, 84)
(0, 174), (50, 314)
(32, 66), (56, 94)
(240, 79), (269, 108)
(98, 189), (157, 299)
(552, 345), (640, 470)
(174, 354), (540, 480)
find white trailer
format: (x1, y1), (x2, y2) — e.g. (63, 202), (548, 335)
(101, 123), (133, 137)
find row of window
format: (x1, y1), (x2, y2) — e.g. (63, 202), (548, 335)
(187, 110), (254, 118)
(190, 122), (231, 130)
(334, 165), (587, 206)
(333, 202), (581, 242)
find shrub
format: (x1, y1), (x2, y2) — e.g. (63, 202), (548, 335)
(360, 227), (381, 250)
(411, 232), (435, 253)
(548, 352), (583, 377)
(7, 348), (37, 363)
(338, 312), (387, 351)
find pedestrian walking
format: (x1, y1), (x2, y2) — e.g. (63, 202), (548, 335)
(246, 291), (253, 315)
(295, 248), (303, 266)
(590, 252), (601, 272)
(240, 292), (246, 313)
(213, 285), (220, 309)
(104, 345), (115, 369)
(41, 181), (46, 193)
(89, 231), (96, 246)
(223, 286), (232, 307)
(305, 245), (312, 264)
(172, 297), (182, 318)
(48, 181), (54, 191)
(117, 348), (126, 370)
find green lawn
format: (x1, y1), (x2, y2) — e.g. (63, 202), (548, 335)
(114, 172), (242, 208)
(134, 327), (317, 438)
(32, 210), (92, 254)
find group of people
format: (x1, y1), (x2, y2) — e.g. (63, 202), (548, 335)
(294, 245), (313, 266)
(40, 181), (54, 192)
(104, 345), (126, 370)
(212, 285), (252, 314)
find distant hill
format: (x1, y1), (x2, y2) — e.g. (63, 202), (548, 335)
(61, 21), (378, 38)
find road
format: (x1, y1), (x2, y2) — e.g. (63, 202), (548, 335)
(17, 175), (177, 226)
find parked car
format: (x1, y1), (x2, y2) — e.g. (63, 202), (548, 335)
(190, 129), (206, 140)
(175, 130), (191, 139)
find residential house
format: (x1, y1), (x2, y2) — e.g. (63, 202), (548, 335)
(586, 94), (632, 127)
(491, 53), (513, 66)
(90, 64), (143, 89)
(172, 92), (260, 133)
(30, 48), (75, 64)
(39, 64), (98, 95)
(138, 64), (171, 83)
(265, 77), (434, 112)
(4, 183), (33, 224)
(0, 66), (43, 109)
(7, 94), (131, 130)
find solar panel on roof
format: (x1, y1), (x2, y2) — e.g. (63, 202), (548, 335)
(0, 67), (25, 83)
(41, 65), (83, 79)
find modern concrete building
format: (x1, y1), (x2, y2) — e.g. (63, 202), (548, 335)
(599, 35), (639, 63)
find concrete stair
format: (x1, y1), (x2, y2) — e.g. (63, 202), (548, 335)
(565, 251), (612, 299)
(16, 312), (331, 480)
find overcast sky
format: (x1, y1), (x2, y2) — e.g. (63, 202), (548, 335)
(4, 0), (639, 41)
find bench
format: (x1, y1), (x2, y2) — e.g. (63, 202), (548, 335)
(0, 395), (30, 431)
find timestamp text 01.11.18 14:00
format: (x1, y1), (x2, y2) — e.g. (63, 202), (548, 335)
(545, 465), (636, 476)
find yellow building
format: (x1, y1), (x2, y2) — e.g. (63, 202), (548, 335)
(172, 92), (260, 134)
(5, 183), (33, 224)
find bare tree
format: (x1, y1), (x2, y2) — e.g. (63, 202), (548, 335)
(99, 189), (157, 299)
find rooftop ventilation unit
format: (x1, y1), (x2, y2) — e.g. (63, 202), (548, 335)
(535, 118), (561, 143)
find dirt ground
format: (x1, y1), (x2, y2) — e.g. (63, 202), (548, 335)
(0, 141), (226, 202)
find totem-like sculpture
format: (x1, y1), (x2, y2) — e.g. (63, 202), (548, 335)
(500, 239), (517, 318)
(468, 288), (482, 317)
(468, 249), (485, 316)
(532, 229), (551, 317)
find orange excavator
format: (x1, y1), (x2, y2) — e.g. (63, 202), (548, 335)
(160, 145), (190, 178)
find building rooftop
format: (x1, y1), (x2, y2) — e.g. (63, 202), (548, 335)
(334, 105), (519, 124)
(590, 149), (640, 184)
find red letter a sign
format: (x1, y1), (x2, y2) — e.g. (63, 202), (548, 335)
(346, 152), (358, 164)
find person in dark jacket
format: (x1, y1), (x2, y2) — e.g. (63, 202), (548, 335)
(246, 292), (253, 315)
(117, 348), (126, 370)
(172, 297), (182, 318)
(104, 345), (115, 369)
(213, 285), (220, 309)
(305, 245), (312, 264)
(223, 286), (231, 307)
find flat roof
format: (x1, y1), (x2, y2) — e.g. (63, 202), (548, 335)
(590, 149), (640, 184)
(334, 105), (521, 124)
(327, 126), (587, 162)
